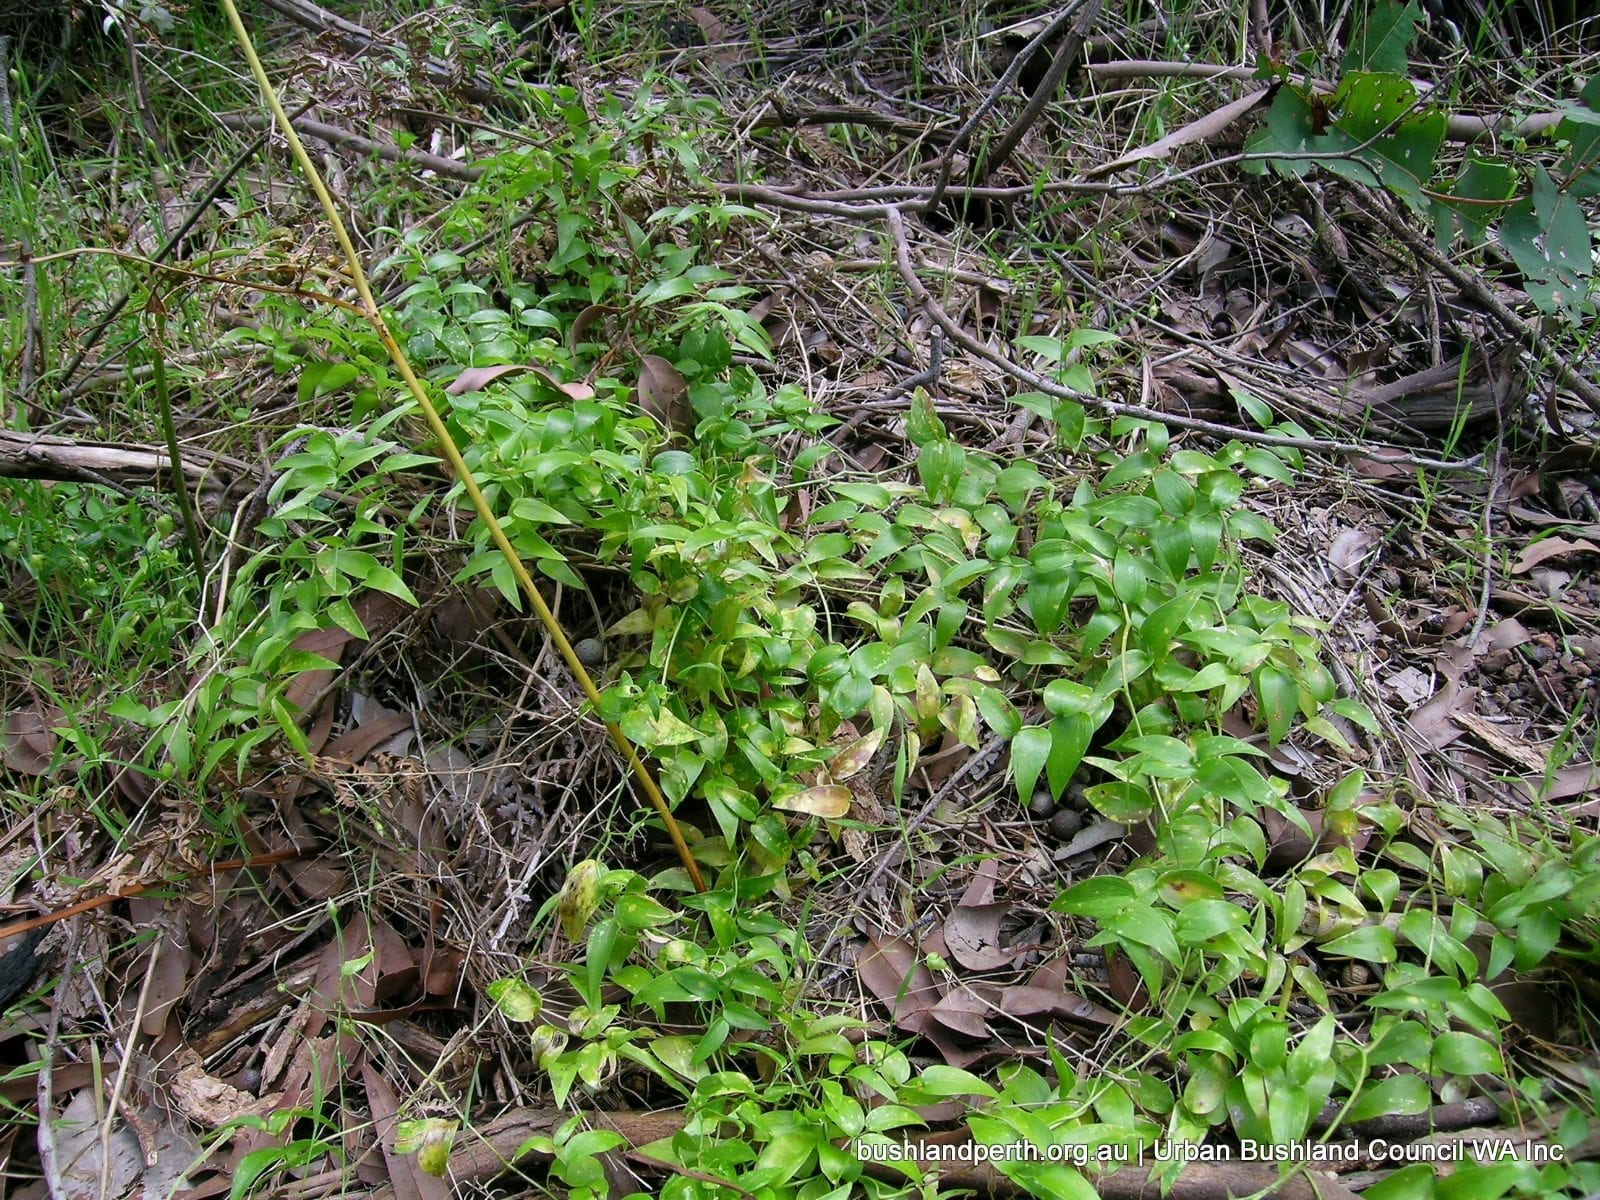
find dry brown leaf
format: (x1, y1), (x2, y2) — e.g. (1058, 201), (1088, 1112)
(362, 1061), (451, 1200)
(2, 703), (62, 776)
(1088, 89), (1271, 177)
(1512, 536), (1600, 574)
(972, 982), (1119, 1027)
(637, 354), (692, 434)
(1104, 946), (1147, 1009)
(910, 733), (970, 791)
(1536, 762), (1600, 806)
(1263, 808), (1323, 872)
(322, 710), (415, 764)
(1407, 681), (1474, 749)
(1478, 617), (1534, 653)
(926, 989), (993, 1040)
(686, 5), (746, 67)
(127, 899), (192, 1038)
(569, 303), (621, 353)
(446, 363), (595, 400)
(1326, 527), (1379, 583)
(1051, 818), (1128, 861)
(283, 625), (353, 716)
(944, 902), (1016, 972)
(856, 935), (943, 1031)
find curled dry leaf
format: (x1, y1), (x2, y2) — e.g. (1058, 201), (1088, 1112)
(1327, 526), (1379, 583)
(446, 363), (596, 401)
(637, 354), (693, 434)
(1512, 536), (1600, 574)
(569, 303), (621, 353)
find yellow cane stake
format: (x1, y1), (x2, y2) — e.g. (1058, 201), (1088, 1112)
(219, 0), (706, 893)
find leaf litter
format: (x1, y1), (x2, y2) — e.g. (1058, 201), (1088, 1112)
(4, 2), (1600, 1198)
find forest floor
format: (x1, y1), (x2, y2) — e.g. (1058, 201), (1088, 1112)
(2, 2), (1600, 1199)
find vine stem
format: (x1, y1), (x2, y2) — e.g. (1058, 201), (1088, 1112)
(217, 0), (705, 892)
(145, 305), (205, 569)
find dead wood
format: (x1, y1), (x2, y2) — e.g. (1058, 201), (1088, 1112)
(0, 428), (246, 490)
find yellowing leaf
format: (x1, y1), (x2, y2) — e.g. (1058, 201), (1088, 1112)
(775, 785), (852, 819)
(827, 728), (884, 781)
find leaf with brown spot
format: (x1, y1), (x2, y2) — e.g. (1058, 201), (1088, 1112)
(775, 785), (852, 819)
(637, 354), (692, 434)
(827, 728), (884, 782)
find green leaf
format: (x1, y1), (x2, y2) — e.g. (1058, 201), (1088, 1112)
(363, 565), (418, 606)
(972, 683), (1022, 738)
(1096, 650), (1152, 696)
(1175, 900), (1247, 942)
(992, 1162), (1098, 1200)
(1112, 550), (1148, 604)
(1343, 1074), (1433, 1125)
(1255, 664), (1298, 745)
(1556, 75), (1600, 198)
(1340, 0), (1422, 73)
(1046, 714), (1093, 795)
(1436, 154), (1519, 244)
(486, 978), (544, 1021)
(1011, 724), (1051, 803)
(1317, 923), (1396, 962)
(1107, 906), (1181, 964)
(1359, 1163), (1439, 1200)
(1054, 876), (1136, 918)
(1430, 1031), (1503, 1076)
(917, 1064), (999, 1098)
(1084, 780), (1153, 823)
(906, 390), (947, 447)
(1246, 75), (1445, 210)
(753, 1130), (817, 1184)
(1499, 166), (1594, 321)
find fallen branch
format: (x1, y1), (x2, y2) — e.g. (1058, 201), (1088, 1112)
(976, 0), (1106, 184)
(1080, 61), (1566, 143)
(219, 113), (483, 181)
(0, 429), (248, 490)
